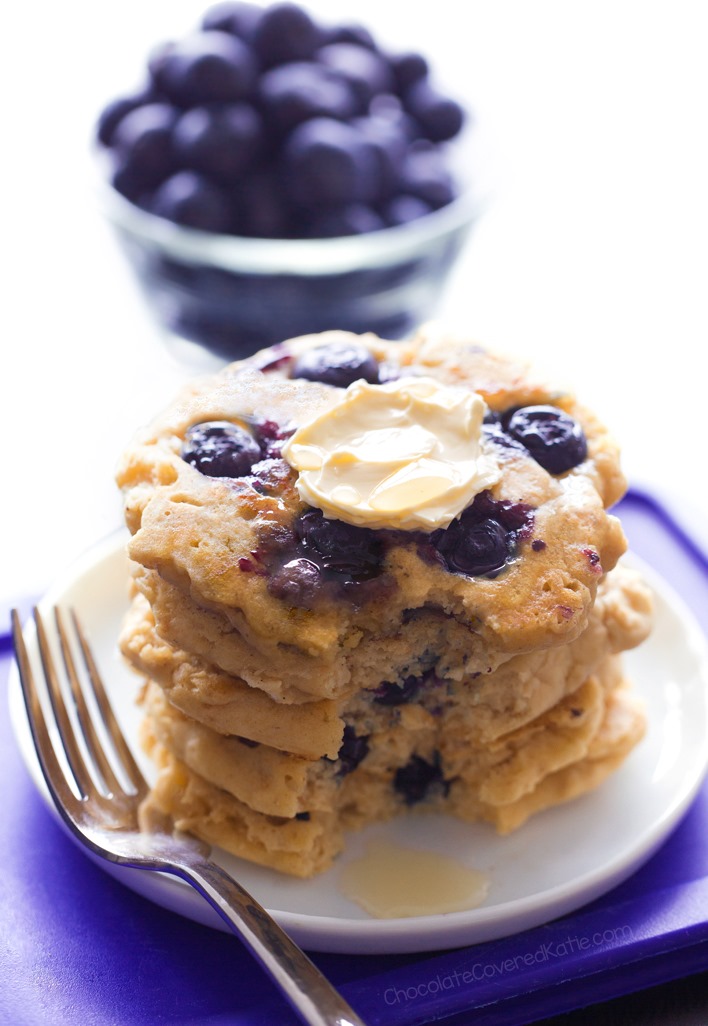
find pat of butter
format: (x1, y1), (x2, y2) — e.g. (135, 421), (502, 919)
(282, 377), (501, 530)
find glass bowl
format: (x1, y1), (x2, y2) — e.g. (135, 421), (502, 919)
(99, 175), (484, 365)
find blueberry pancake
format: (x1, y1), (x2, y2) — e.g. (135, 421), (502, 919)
(118, 327), (628, 703)
(120, 565), (651, 758)
(136, 657), (643, 878)
(117, 327), (651, 876)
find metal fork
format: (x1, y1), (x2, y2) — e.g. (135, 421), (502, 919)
(11, 606), (367, 1026)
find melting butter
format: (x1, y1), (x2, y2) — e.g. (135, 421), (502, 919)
(340, 840), (490, 918)
(281, 377), (501, 531)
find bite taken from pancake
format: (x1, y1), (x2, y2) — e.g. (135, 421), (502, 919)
(117, 326), (652, 876)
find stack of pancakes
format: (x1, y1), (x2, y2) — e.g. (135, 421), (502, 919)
(117, 329), (652, 877)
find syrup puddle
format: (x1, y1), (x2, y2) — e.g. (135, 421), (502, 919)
(339, 839), (490, 918)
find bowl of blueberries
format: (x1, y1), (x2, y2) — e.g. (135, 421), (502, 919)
(96, 1), (483, 363)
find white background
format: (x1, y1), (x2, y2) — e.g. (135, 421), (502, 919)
(3, 0), (708, 611)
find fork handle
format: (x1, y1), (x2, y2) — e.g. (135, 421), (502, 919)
(169, 856), (367, 1026)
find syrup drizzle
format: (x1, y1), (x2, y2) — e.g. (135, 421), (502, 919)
(339, 840), (490, 918)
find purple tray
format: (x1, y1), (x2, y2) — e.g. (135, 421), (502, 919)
(2, 488), (708, 1026)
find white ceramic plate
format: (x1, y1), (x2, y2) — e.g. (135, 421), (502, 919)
(8, 532), (708, 954)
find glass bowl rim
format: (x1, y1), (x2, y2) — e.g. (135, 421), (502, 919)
(97, 176), (486, 276)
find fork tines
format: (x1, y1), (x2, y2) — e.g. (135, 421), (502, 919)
(12, 607), (147, 815)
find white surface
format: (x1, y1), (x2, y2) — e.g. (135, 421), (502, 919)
(2, 0), (708, 606)
(9, 534), (708, 953)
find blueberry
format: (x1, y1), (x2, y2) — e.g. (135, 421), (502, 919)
(305, 203), (384, 237)
(258, 61), (357, 134)
(173, 104), (262, 182)
(238, 736), (260, 749)
(504, 406), (588, 474)
(237, 169), (291, 237)
(111, 161), (151, 204)
(472, 491), (535, 535)
(150, 170), (234, 231)
(404, 79), (465, 142)
(182, 420), (262, 476)
(401, 147), (456, 208)
(435, 515), (509, 577)
(282, 117), (378, 206)
(254, 418), (294, 446)
(290, 340), (380, 387)
(430, 491), (535, 577)
(334, 725), (370, 775)
(249, 457), (295, 495)
(295, 509), (383, 581)
(372, 673), (424, 706)
(324, 23), (377, 50)
(353, 114), (407, 197)
(368, 93), (421, 140)
(96, 88), (158, 146)
(251, 2), (322, 67)
(482, 416), (531, 457)
(483, 409), (502, 426)
(317, 42), (394, 109)
(268, 557), (322, 606)
(394, 753), (445, 804)
(382, 193), (432, 226)
(112, 102), (178, 187)
(390, 51), (429, 93)
(153, 31), (257, 106)
(201, 1), (262, 38)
